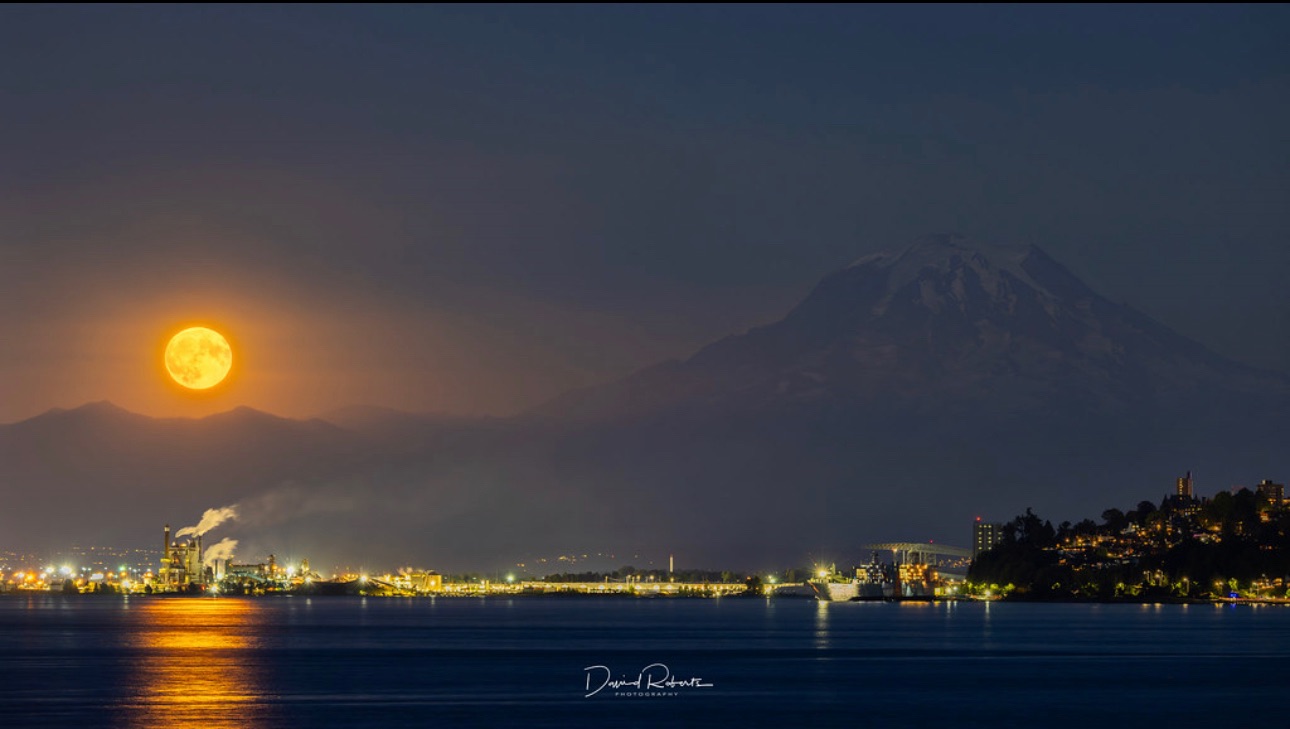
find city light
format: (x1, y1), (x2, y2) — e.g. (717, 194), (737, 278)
(5, 477), (1285, 604)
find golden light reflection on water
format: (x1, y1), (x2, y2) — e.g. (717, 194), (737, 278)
(126, 598), (268, 729)
(813, 600), (830, 649)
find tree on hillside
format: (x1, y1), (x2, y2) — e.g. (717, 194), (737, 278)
(1101, 508), (1129, 533)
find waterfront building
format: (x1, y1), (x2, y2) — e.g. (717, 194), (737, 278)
(401, 571), (443, 593)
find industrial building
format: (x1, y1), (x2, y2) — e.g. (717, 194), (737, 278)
(398, 571), (443, 593)
(157, 524), (211, 591)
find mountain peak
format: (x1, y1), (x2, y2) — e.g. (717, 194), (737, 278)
(843, 234), (1067, 310)
(850, 233), (1027, 265)
(39, 400), (136, 420)
(0, 400), (153, 430)
(75, 400), (129, 414)
(199, 406), (342, 432)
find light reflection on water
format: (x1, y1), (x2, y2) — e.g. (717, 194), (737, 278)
(812, 599), (830, 650)
(123, 599), (268, 729)
(2, 595), (1288, 728)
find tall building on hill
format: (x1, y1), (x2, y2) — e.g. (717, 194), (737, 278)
(973, 518), (1002, 557)
(1177, 471), (1194, 499)
(1256, 479), (1285, 504)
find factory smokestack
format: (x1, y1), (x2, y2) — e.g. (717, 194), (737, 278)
(203, 538), (238, 569)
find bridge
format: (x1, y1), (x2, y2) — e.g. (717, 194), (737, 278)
(864, 542), (972, 566)
(438, 581), (750, 597)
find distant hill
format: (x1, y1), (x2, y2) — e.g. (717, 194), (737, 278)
(3, 236), (1286, 571)
(0, 402), (361, 549)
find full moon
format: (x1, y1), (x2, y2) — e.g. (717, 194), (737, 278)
(164, 327), (233, 390)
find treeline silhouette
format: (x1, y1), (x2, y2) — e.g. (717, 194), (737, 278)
(969, 488), (1290, 599)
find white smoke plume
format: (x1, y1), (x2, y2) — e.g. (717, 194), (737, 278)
(203, 537), (238, 568)
(173, 483), (357, 564)
(175, 505), (239, 538)
(234, 482), (357, 528)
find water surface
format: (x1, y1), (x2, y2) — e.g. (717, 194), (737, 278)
(0, 596), (1285, 727)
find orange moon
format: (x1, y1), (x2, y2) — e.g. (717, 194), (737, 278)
(164, 327), (233, 390)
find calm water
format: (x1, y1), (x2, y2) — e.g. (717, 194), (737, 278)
(0, 595), (1286, 727)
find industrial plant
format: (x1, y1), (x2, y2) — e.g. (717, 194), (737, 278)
(155, 523), (325, 594)
(157, 524), (208, 591)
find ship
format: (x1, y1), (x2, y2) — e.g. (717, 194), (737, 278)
(808, 578), (860, 602)
(807, 562), (872, 602)
(807, 554), (942, 601)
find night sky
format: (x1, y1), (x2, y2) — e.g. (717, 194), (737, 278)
(4, 5), (1288, 422)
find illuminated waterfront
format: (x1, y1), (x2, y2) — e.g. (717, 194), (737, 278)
(1, 595), (1287, 727)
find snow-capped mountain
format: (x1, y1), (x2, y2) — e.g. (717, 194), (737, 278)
(541, 234), (1286, 420)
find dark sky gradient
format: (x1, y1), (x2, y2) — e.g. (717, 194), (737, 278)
(3, 5), (1288, 421)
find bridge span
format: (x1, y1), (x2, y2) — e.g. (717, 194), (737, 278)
(864, 542), (972, 565)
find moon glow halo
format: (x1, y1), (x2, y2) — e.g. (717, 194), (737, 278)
(164, 327), (233, 390)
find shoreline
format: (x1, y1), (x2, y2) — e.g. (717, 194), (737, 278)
(5, 591), (1288, 606)
(978, 596), (1290, 606)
